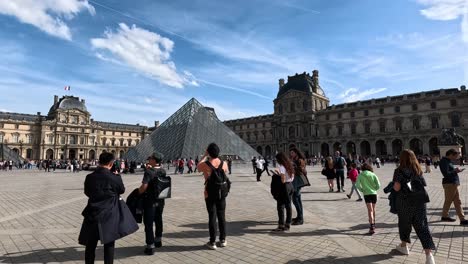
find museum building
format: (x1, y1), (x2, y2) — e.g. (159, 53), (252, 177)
(224, 70), (467, 158)
(0, 95), (153, 160)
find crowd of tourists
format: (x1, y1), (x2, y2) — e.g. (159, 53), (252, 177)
(78, 143), (466, 264)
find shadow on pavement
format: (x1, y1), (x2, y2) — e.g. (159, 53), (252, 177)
(285, 252), (394, 264)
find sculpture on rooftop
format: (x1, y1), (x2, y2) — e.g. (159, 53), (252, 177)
(439, 128), (463, 146)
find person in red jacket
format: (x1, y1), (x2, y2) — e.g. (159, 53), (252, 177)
(346, 163), (363, 201)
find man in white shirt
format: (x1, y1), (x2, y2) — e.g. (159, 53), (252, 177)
(256, 156), (265, 182)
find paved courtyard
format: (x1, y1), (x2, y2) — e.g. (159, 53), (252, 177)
(0, 163), (466, 264)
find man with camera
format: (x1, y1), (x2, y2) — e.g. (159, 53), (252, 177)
(439, 149), (468, 225)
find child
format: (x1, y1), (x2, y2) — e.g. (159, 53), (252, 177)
(346, 163), (363, 201)
(356, 163), (381, 234)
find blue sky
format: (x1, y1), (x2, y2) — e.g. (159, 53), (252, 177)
(0, 0), (466, 125)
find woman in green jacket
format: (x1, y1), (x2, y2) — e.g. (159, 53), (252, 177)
(356, 163), (381, 234)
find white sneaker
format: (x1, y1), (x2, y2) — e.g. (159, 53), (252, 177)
(425, 253), (435, 264)
(396, 244), (409, 255)
(205, 242), (217, 250)
(218, 240), (227, 247)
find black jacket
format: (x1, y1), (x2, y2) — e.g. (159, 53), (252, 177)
(440, 157), (460, 185)
(78, 167), (138, 245)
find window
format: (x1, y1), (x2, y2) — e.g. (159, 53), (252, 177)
(112, 131), (115, 136)
(325, 114), (329, 121)
(395, 120), (402, 131)
(364, 110), (369, 116)
(303, 100), (308, 111)
(25, 134), (31, 144)
(412, 104), (418, 111)
(364, 123), (371, 133)
(413, 119), (420, 130)
(111, 139), (116, 146)
(326, 127), (330, 136)
(70, 135), (76, 144)
(351, 124), (356, 135)
(15, 124), (19, 129)
(379, 121), (386, 133)
(80, 137), (84, 145)
(12, 133), (19, 143)
(337, 113), (342, 119)
(451, 113), (460, 127)
(450, 99), (457, 107)
(431, 117), (439, 129)
(350, 112), (355, 118)
(71, 116), (78, 124)
(90, 137), (95, 145)
(379, 108), (384, 115)
(290, 102), (295, 113)
(127, 139), (132, 146)
(430, 102), (437, 109)
(60, 136), (65, 144)
(278, 104), (283, 114)
(0, 133), (3, 143)
(289, 126), (295, 138)
(337, 126), (343, 136)
(26, 149), (33, 159)
(0, 123), (3, 128)
(102, 138), (107, 145)
(395, 106), (400, 113)
(121, 131), (123, 136)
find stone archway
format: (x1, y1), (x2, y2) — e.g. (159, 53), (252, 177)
(375, 140), (387, 156)
(360, 141), (371, 156)
(392, 139), (403, 156)
(46, 149), (54, 160)
(410, 138), (423, 156)
(256, 146), (263, 156)
(333, 142), (342, 152)
(346, 141), (356, 156)
(265, 145), (272, 158)
(321, 143), (330, 157)
(429, 137), (439, 156)
(89, 150), (96, 160)
(69, 149), (76, 160)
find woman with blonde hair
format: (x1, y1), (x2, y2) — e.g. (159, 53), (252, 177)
(393, 149), (435, 264)
(321, 156), (336, 192)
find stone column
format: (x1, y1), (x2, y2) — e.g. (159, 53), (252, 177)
(370, 140), (376, 156)
(422, 137), (430, 155)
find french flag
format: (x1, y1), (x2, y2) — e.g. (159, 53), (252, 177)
(64, 86), (71, 91)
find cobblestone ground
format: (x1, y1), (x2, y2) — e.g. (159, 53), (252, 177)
(0, 163), (466, 264)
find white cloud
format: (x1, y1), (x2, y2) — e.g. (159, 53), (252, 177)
(418, 0), (468, 42)
(338, 88), (387, 103)
(0, 0), (95, 40)
(91, 23), (193, 89)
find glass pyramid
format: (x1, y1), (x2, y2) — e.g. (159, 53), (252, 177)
(126, 98), (259, 162)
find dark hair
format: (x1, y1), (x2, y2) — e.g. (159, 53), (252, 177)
(275, 152), (294, 176)
(446, 149), (459, 157)
(399, 149), (422, 176)
(207, 143), (220, 158)
(99, 152), (114, 166)
(290, 147), (306, 160)
(351, 163), (357, 168)
(361, 163), (374, 172)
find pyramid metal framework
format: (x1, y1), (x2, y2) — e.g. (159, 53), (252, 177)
(126, 98), (259, 162)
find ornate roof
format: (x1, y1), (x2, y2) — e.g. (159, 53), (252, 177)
(277, 71), (326, 98)
(48, 96), (88, 115)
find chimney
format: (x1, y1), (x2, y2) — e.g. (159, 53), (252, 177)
(461, 85), (466, 91)
(154, 121), (160, 127)
(37, 112), (41, 116)
(81, 99), (86, 104)
(54, 95), (58, 104)
(279, 79), (285, 89)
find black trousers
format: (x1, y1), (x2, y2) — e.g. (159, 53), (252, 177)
(205, 198), (226, 243)
(262, 166), (270, 176)
(335, 170), (345, 190)
(277, 183), (293, 226)
(397, 200), (435, 250)
(84, 223), (115, 264)
(143, 200), (165, 245)
(256, 168), (263, 181)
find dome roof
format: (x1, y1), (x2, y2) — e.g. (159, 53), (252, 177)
(277, 72), (326, 98)
(48, 96), (88, 115)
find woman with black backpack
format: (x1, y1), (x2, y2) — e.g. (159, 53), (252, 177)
(271, 152), (295, 232)
(393, 149), (435, 264)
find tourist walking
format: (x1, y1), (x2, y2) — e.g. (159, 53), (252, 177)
(194, 156), (199, 173)
(138, 153), (168, 255)
(439, 149), (468, 225)
(262, 157), (271, 176)
(255, 156), (265, 182)
(347, 163), (363, 201)
(425, 157), (432, 173)
(227, 156), (232, 174)
(321, 156), (336, 192)
(271, 152), (294, 232)
(197, 143), (230, 250)
(78, 152), (138, 264)
(334, 151), (347, 192)
(187, 157), (194, 174)
(393, 149), (435, 264)
(356, 163), (381, 234)
(251, 156), (257, 174)
(290, 147), (309, 225)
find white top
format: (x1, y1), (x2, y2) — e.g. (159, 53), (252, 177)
(279, 165), (294, 183)
(256, 159), (264, 169)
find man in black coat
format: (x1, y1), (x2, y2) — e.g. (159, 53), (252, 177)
(79, 152), (137, 264)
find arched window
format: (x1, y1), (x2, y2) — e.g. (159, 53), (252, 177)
(288, 126), (295, 138)
(290, 102), (295, 113)
(451, 113), (461, 127)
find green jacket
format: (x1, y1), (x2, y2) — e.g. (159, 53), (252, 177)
(356, 170), (381, 196)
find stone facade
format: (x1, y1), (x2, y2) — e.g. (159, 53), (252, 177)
(0, 95), (154, 160)
(224, 70), (468, 158)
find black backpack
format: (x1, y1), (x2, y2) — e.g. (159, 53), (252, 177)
(148, 168), (172, 200)
(205, 161), (231, 200)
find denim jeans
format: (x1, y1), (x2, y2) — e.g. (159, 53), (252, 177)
(336, 169), (345, 190)
(292, 187), (303, 221)
(277, 183), (293, 226)
(205, 198), (226, 243)
(348, 182), (362, 199)
(143, 200), (165, 246)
